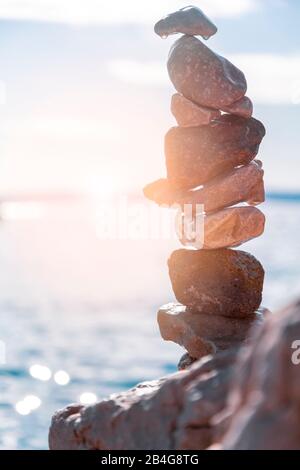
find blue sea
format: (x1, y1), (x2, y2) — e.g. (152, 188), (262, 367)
(0, 197), (299, 449)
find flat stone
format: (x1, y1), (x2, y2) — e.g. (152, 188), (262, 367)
(180, 206), (265, 250)
(168, 248), (264, 318)
(154, 6), (217, 39)
(158, 302), (267, 358)
(143, 160), (265, 213)
(157, 302), (217, 359)
(165, 114), (266, 189)
(203, 207), (265, 250)
(203, 207), (265, 249)
(195, 159), (265, 210)
(171, 93), (221, 127)
(168, 35), (247, 109)
(222, 96), (253, 118)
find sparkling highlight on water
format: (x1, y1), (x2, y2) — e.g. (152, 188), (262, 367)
(54, 370), (70, 386)
(29, 364), (52, 381)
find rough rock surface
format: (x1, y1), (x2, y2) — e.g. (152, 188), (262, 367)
(49, 351), (236, 450)
(144, 160), (265, 212)
(168, 248), (264, 318)
(158, 302), (267, 359)
(168, 35), (247, 109)
(203, 207), (265, 249)
(180, 206), (265, 250)
(218, 299), (300, 450)
(171, 93), (220, 127)
(165, 114), (266, 189)
(50, 299), (300, 450)
(154, 6), (217, 39)
(222, 96), (253, 118)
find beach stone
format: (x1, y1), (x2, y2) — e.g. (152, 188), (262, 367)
(158, 303), (217, 359)
(219, 299), (300, 450)
(171, 93), (220, 127)
(158, 303), (267, 358)
(222, 96), (253, 118)
(180, 206), (265, 250)
(154, 6), (217, 39)
(165, 114), (266, 189)
(168, 35), (247, 109)
(144, 160), (265, 213)
(168, 248), (264, 318)
(196, 159), (265, 210)
(49, 351), (236, 450)
(143, 178), (180, 206)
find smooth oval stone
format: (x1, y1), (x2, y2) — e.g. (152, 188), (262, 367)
(222, 96), (253, 118)
(171, 93), (221, 127)
(143, 160), (265, 213)
(180, 207), (265, 249)
(168, 248), (265, 318)
(165, 114), (266, 190)
(154, 6), (217, 39)
(168, 35), (247, 109)
(158, 302), (267, 358)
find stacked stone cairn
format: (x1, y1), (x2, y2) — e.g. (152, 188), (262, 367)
(144, 6), (268, 370)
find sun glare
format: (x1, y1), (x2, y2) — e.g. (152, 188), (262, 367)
(1, 202), (44, 221)
(86, 174), (124, 202)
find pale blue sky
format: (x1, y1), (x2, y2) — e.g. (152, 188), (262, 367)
(0, 0), (299, 193)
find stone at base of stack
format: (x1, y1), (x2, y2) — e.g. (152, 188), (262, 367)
(158, 303), (269, 368)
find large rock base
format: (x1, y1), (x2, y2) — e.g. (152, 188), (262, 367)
(49, 299), (300, 450)
(49, 351), (236, 450)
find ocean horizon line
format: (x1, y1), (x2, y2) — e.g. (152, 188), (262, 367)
(0, 190), (299, 203)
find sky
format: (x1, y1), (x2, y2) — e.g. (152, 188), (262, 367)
(0, 0), (299, 195)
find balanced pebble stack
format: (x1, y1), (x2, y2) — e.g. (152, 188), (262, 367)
(144, 6), (268, 369)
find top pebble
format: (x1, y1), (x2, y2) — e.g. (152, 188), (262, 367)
(154, 6), (217, 39)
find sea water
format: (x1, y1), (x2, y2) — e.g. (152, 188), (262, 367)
(0, 198), (299, 449)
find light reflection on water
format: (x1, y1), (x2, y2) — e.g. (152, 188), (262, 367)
(29, 365), (52, 381)
(53, 370), (70, 385)
(0, 200), (299, 449)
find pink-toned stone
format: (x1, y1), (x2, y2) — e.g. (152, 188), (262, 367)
(168, 248), (264, 318)
(181, 160), (265, 212)
(204, 206), (265, 249)
(168, 35), (247, 109)
(180, 206), (265, 250)
(165, 114), (265, 190)
(171, 93), (220, 127)
(154, 6), (217, 39)
(158, 302), (267, 359)
(143, 178), (180, 206)
(222, 96), (253, 118)
(143, 160), (265, 213)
